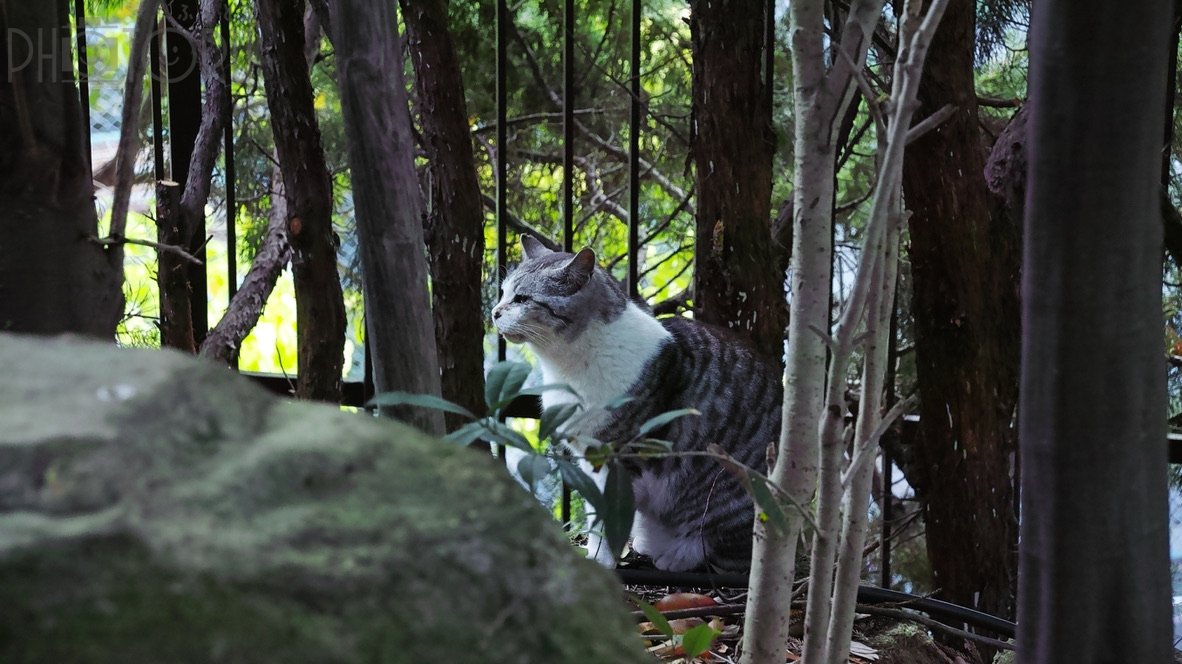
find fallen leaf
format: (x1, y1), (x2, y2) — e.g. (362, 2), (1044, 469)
(654, 592), (720, 612)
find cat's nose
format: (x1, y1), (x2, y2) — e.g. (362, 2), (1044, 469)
(492, 305), (503, 320)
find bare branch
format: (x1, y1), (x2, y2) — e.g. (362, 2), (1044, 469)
(905, 103), (957, 145)
(91, 234), (203, 266)
(107, 0), (159, 268)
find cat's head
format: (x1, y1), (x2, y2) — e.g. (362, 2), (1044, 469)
(491, 235), (628, 347)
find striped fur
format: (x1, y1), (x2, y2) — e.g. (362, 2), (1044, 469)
(493, 237), (782, 572)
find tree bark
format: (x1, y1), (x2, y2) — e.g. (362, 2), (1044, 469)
(200, 164), (292, 364)
(740, 0), (885, 659)
(331, 0), (445, 436)
(401, 0), (488, 431)
(256, 0), (346, 402)
(0, 0), (123, 337)
(688, 0), (785, 359)
(899, 0), (1021, 620)
(1019, 0), (1172, 660)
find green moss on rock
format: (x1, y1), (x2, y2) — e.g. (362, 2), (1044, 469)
(0, 334), (648, 663)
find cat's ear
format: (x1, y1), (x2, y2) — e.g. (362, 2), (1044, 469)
(521, 234), (553, 259)
(563, 247), (597, 290)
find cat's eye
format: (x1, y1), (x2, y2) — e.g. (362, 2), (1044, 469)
(512, 294), (531, 304)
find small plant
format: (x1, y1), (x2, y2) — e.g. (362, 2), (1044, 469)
(369, 360), (814, 565)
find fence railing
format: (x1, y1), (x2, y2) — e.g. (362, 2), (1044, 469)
(70, 0), (1182, 622)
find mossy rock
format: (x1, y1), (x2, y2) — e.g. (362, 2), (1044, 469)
(0, 334), (649, 664)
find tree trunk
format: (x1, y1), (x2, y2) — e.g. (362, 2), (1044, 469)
(256, 0), (346, 403)
(899, 0), (1021, 620)
(401, 0), (488, 431)
(330, 0), (445, 436)
(688, 0), (785, 359)
(0, 0), (123, 337)
(1019, 0), (1172, 660)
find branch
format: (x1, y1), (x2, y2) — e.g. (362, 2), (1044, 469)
(472, 109), (604, 134)
(479, 193), (562, 251)
(107, 0), (160, 269)
(506, 15), (693, 209)
(177, 0), (231, 232)
(200, 173), (292, 364)
(651, 288), (691, 316)
(853, 604), (1015, 653)
(91, 234), (204, 266)
(976, 95), (1022, 108)
(842, 395), (917, 488)
(905, 103), (957, 145)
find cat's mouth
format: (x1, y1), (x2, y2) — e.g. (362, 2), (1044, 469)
(500, 330), (528, 343)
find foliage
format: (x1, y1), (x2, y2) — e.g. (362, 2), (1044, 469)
(369, 361), (804, 566)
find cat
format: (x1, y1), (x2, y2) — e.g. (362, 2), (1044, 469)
(491, 235), (783, 573)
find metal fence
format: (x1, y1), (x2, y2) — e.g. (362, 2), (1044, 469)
(66, 0), (1071, 628)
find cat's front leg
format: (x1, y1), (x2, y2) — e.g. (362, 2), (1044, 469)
(580, 457), (620, 567)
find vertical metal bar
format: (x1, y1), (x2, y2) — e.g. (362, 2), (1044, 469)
(165, 0), (208, 345)
(881, 276), (900, 589)
(74, 0), (92, 166)
(627, 0), (641, 298)
(221, 11), (237, 307)
(559, 0), (577, 526)
(494, 0), (509, 465)
(764, 0), (774, 116)
(150, 20), (165, 183)
(496, 0), (509, 364)
(562, 0), (575, 252)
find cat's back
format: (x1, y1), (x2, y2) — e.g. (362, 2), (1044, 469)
(658, 316), (783, 400)
(640, 317), (783, 454)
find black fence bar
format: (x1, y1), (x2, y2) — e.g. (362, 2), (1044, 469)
(627, 0), (641, 298)
(615, 569), (1016, 638)
(496, 0), (509, 364)
(150, 18), (165, 182)
(165, 0), (208, 345)
(562, 0), (575, 252)
(74, 0), (92, 165)
(763, 0), (774, 116)
(221, 11), (237, 305)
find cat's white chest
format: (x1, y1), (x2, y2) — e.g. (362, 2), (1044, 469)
(531, 303), (671, 448)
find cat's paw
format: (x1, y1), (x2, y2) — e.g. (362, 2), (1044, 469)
(650, 536), (708, 572)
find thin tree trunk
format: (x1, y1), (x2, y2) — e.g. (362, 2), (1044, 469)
(331, 0), (445, 435)
(0, 0), (123, 337)
(900, 0), (1020, 620)
(107, 0), (158, 263)
(256, 0), (346, 402)
(688, 0), (784, 359)
(1019, 0), (1172, 660)
(158, 0), (229, 351)
(401, 0), (488, 431)
(200, 164), (292, 364)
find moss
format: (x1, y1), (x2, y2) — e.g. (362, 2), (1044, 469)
(0, 334), (650, 664)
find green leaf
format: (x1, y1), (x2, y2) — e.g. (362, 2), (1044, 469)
(681, 623), (719, 658)
(556, 459), (604, 514)
(444, 421), (488, 446)
(604, 394), (636, 410)
(366, 392), (476, 419)
(484, 361), (532, 411)
(516, 454), (552, 494)
(583, 441), (611, 469)
(539, 402), (582, 441)
(602, 464), (635, 560)
(750, 475), (789, 537)
(635, 598), (673, 637)
(515, 383), (581, 401)
(637, 408), (700, 437)
(624, 438), (673, 455)
(482, 420), (534, 452)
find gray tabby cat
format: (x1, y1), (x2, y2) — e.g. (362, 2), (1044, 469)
(491, 236), (783, 572)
